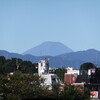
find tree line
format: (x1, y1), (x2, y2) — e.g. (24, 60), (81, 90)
(0, 72), (90, 100)
(0, 56), (92, 100)
(0, 56), (38, 74)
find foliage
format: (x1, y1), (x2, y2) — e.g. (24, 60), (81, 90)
(0, 56), (6, 65)
(80, 62), (96, 70)
(0, 56), (6, 73)
(2, 58), (17, 73)
(19, 61), (37, 73)
(52, 84), (60, 99)
(80, 62), (96, 75)
(0, 56), (37, 74)
(53, 68), (66, 82)
(0, 72), (56, 100)
(0, 56), (91, 100)
(59, 85), (90, 100)
(0, 72), (90, 100)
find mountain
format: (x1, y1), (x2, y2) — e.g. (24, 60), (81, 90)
(54, 49), (100, 68)
(0, 49), (100, 69)
(0, 50), (52, 64)
(23, 41), (73, 56)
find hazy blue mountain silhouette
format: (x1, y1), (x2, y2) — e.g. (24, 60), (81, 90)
(0, 49), (100, 69)
(55, 49), (100, 68)
(23, 41), (73, 56)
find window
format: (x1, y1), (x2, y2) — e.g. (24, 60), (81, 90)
(52, 78), (56, 84)
(41, 78), (45, 83)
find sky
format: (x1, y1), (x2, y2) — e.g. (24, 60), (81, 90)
(0, 0), (100, 54)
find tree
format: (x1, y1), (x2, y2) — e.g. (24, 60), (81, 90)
(0, 72), (56, 100)
(0, 56), (6, 65)
(19, 61), (37, 74)
(53, 68), (66, 82)
(80, 62), (96, 75)
(1, 58), (17, 73)
(0, 57), (37, 74)
(0, 56), (6, 73)
(59, 85), (90, 100)
(52, 84), (60, 99)
(80, 62), (96, 70)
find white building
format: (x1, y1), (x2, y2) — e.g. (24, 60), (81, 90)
(38, 59), (60, 90)
(38, 60), (49, 76)
(40, 74), (60, 90)
(65, 67), (79, 75)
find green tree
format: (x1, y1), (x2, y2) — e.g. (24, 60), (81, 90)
(2, 59), (16, 73)
(1, 58), (21, 73)
(0, 56), (6, 65)
(80, 62), (96, 75)
(80, 62), (96, 70)
(0, 57), (37, 74)
(59, 85), (90, 100)
(19, 61), (37, 73)
(0, 56), (6, 73)
(53, 68), (66, 82)
(0, 72), (56, 100)
(52, 84), (60, 99)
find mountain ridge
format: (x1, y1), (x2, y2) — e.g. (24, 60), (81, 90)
(23, 41), (73, 56)
(0, 49), (100, 69)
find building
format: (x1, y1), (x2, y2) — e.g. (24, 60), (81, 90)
(38, 60), (49, 76)
(64, 74), (78, 84)
(64, 67), (79, 84)
(38, 59), (60, 90)
(64, 67), (100, 99)
(65, 67), (79, 75)
(40, 74), (60, 90)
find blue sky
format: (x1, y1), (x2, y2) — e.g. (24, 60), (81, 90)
(0, 0), (100, 54)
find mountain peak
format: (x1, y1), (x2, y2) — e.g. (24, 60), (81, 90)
(23, 41), (73, 56)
